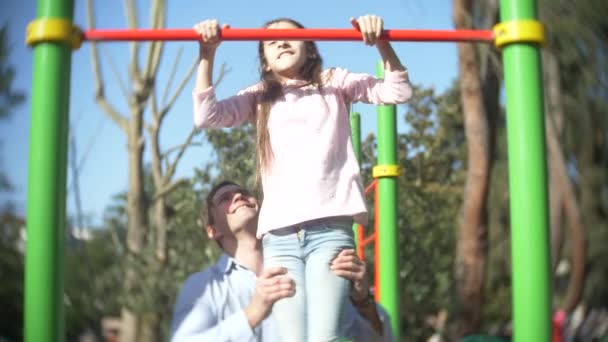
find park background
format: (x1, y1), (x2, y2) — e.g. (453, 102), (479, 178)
(0, 0), (607, 341)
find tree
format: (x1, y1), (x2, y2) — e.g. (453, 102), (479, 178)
(64, 226), (123, 340)
(0, 207), (25, 341)
(0, 24), (26, 191)
(538, 0), (607, 312)
(0, 24), (26, 341)
(205, 125), (258, 191)
(84, 0), (215, 339)
(452, 0), (497, 335)
(392, 84), (466, 340)
(480, 0), (607, 333)
(61, 168), (219, 340)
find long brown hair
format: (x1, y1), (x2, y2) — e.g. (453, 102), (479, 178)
(255, 18), (325, 180)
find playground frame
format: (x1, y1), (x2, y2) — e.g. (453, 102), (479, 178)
(24, 0), (550, 341)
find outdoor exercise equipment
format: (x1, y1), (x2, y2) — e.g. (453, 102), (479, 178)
(24, 1), (549, 341)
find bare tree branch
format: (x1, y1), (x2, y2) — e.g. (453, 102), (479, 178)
(150, 42), (165, 80)
(161, 140), (203, 161)
(159, 58), (199, 121)
(153, 178), (190, 201)
(98, 95), (129, 133)
(161, 47), (183, 107)
(150, 85), (160, 120)
(124, 0), (141, 83)
(78, 117), (106, 171)
(102, 48), (130, 101)
(214, 63), (230, 88)
(165, 128), (197, 181)
(145, 122), (155, 136)
(149, 120), (163, 203)
(86, 0), (128, 133)
(143, 0), (165, 81)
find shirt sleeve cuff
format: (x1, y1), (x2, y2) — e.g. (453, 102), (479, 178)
(383, 69), (409, 83)
(192, 86), (215, 99)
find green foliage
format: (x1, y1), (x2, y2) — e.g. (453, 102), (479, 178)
(0, 208), (24, 341)
(0, 26), (29, 329)
(0, 24), (25, 193)
(539, 0), (608, 309)
(62, 176), (220, 339)
(0, 25), (24, 120)
(64, 229), (123, 340)
(203, 124), (260, 194)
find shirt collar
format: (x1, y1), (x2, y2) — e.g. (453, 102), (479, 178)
(282, 79), (307, 86)
(216, 254), (238, 274)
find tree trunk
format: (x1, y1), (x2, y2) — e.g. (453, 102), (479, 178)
(140, 312), (161, 342)
(543, 49), (586, 312)
(121, 108), (148, 342)
(150, 123), (169, 263)
(86, 1), (195, 339)
(120, 300), (139, 342)
(453, 0), (491, 336)
(543, 50), (565, 273)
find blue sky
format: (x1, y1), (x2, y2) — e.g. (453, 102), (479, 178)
(0, 0), (458, 225)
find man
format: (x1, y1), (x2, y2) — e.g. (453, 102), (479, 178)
(171, 181), (393, 341)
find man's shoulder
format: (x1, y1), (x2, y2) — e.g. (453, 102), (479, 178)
(180, 262), (224, 292)
(176, 260), (227, 304)
(170, 262), (228, 336)
(181, 269), (214, 288)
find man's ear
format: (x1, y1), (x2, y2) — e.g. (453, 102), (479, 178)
(207, 225), (223, 240)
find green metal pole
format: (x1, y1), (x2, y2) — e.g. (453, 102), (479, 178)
(500, 1), (551, 341)
(376, 61), (400, 340)
(350, 112), (362, 245)
(25, 0), (74, 341)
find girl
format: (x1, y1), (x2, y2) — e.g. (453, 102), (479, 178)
(193, 15), (412, 341)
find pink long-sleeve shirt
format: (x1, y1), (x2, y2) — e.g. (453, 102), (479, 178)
(194, 68), (412, 237)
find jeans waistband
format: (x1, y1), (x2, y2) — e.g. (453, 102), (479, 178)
(269, 216), (353, 236)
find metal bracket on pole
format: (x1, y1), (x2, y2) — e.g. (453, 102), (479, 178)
(493, 20), (546, 48)
(372, 164), (401, 178)
(26, 18), (83, 50)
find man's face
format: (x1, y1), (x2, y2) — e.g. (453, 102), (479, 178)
(207, 184), (259, 241)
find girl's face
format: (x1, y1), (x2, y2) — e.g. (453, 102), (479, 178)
(262, 21), (307, 81)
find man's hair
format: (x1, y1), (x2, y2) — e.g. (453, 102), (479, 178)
(204, 180), (241, 226)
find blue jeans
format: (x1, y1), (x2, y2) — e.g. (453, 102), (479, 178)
(262, 217), (355, 342)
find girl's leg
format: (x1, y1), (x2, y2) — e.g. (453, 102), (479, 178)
(262, 230), (307, 342)
(304, 218), (355, 342)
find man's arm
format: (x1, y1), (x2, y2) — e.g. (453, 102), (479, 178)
(244, 267), (296, 328)
(331, 249), (393, 341)
(350, 290), (384, 334)
(341, 301), (395, 342)
(170, 272), (258, 342)
(170, 267), (295, 342)
(172, 297), (257, 342)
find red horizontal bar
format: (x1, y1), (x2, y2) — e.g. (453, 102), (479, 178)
(82, 27), (494, 43)
(360, 233), (376, 247)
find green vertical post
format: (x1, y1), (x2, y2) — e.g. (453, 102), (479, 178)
(500, 0), (551, 341)
(376, 61), (400, 340)
(25, 0), (75, 341)
(350, 112), (362, 245)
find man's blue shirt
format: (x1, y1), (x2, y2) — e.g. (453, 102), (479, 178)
(170, 254), (393, 341)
